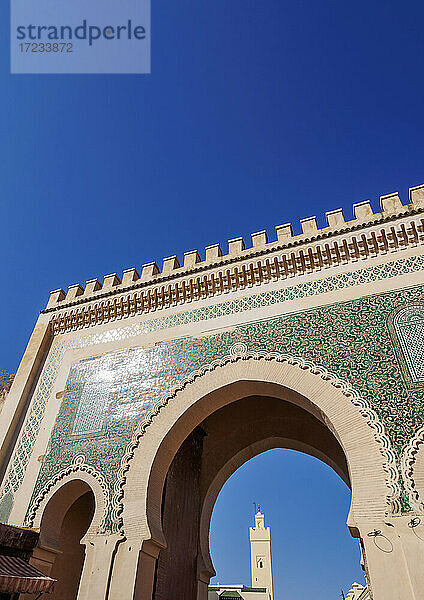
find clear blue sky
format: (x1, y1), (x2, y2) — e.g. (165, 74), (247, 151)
(1, 1), (423, 597)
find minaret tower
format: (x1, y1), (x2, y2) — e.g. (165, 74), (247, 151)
(249, 508), (274, 600)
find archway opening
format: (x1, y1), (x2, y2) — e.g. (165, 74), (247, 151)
(209, 448), (365, 599)
(149, 393), (368, 600)
(48, 490), (95, 600)
(29, 480), (95, 600)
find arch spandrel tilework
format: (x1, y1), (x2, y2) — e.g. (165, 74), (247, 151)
(1, 256), (424, 529)
(393, 305), (424, 383)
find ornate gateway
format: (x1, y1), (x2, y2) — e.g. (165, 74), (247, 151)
(1, 185), (424, 599)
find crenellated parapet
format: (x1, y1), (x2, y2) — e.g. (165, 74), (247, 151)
(44, 184), (424, 333)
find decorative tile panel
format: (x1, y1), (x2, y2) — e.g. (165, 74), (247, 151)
(393, 306), (424, 383)
(1, 254), (424, 526)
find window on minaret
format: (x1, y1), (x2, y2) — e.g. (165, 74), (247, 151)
(393, 306), (424, 383)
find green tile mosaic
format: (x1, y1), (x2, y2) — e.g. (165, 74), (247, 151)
(27, 284), (424, 528)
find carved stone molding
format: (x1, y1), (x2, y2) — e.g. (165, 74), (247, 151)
(401, 426), (424, 512)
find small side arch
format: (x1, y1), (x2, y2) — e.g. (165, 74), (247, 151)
(27, 469), (104, 600)
(26, 455), (109, 538)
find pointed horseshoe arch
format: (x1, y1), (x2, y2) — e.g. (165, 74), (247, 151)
(117, 350), (400, 550)
(25, 455), (109, 538)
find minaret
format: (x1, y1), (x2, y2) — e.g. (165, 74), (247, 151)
(249, 508), (274, 600)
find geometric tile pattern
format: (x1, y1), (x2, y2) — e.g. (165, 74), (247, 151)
(393, 305), (424, 382)
(71, 375), (110, 436)
(1, 253), (424, 526)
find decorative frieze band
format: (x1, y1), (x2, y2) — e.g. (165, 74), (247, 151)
(47, 212), (424, 334)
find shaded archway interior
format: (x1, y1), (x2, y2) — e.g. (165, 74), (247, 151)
(27, 480), (95, 600)
(151, 394), (350, 600)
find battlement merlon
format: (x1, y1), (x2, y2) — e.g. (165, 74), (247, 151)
(45, 184), (424, 313)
